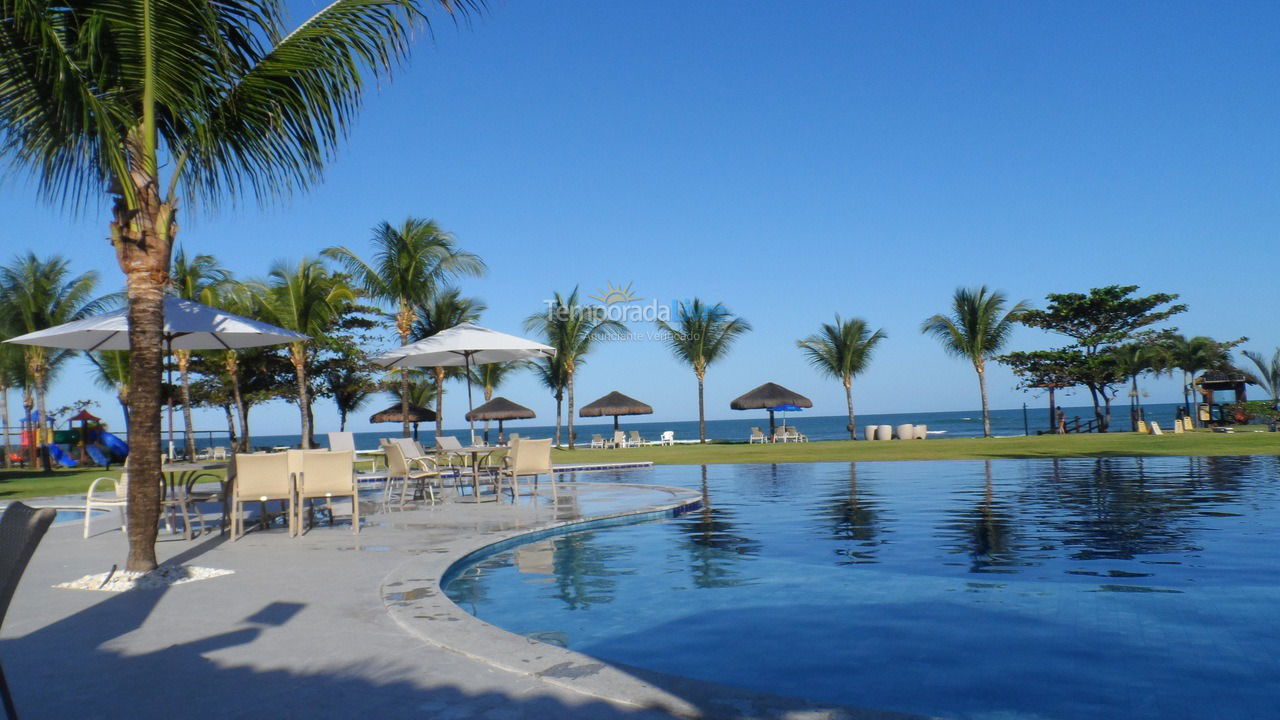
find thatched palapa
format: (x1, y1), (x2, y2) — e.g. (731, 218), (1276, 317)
(730, 382), (812, 432)
(580, 391), (654, 430)
(466, 397), (535, 444)
(369, 403), (436, 424)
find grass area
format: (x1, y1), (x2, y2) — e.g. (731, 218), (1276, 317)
(550, 431), (1280, 465)
(0, 467), (125, 500)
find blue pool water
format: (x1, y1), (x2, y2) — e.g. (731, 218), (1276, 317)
(444, 458), (1280, 719)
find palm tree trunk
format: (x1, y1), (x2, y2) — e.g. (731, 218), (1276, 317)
(401, 369), (412, 439)
(222, 402), (237, 450)
(567, 371), (576, 450)
(696, 371), (707, 443)
(1, 384), (10, 468)
(433, 367), (445, 439)
(1182, 369), (1193, 426)
(554, 391), (563, 448)
(117, 392), (130, 436)
(226, 353), (248, 452)
(238, 402), (251, 452)
(291, 346), (312, 449)
(36, 371), (51, 472)
(844, 377), (856, 440)
(177, 350), (196, 459)
(975, 361), (991, 438)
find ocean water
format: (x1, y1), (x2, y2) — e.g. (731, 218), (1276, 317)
(444, 457), (1280, 719)
(188, 402), (1185, 451)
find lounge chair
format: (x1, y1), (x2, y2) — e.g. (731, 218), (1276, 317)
(590, 434), (605, 449)
(294, 450), (359, 535)
(609, 430), (627, 448)
(749, 427), (767, 444)
(230, 452), (294, 540)
(1150, 422), (1164, 436)
(382, 441), (442, 506)
(0, 502), (57, 720)
(629, 430), (647, 446)
(210, 446), (228, 461)
(497, 438), (553, 499)
(660, 431), (675, 446)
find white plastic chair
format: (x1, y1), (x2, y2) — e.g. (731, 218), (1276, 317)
(660, 431), (675, 446)
(84, 474), (128, 538)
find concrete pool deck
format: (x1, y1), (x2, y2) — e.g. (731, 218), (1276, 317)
(4, 472), (920, 720)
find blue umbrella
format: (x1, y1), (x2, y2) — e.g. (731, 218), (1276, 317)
(770, 404), (804, 430)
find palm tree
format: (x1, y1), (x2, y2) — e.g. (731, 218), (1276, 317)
(325, 219), (485, 439)
(1241, 348), (1280, 405)
(411, 289), (486, 438)
(88, 350), (132, 435)
(255, 259), (354, 448)
(169, 247), (230, 458)
(526, 289), (624, 449)
(1112, 343), (1159, 429)
(921, 287), (1029, 438)
(528, 355), (568, 447)
(475, 361), (519, 441)
(0, 0), (470, 570)
(656, 299), (751, 444)
(797, 315), (887, 440)
(0, 254), (105, 467)
(204, 282), (258, 451)
(1164, 335), (1235, 424)
(0, 340), (24, 468)
(328, 366), (375, 432)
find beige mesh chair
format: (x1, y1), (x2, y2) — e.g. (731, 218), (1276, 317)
(230, 452), (293, 540)
(382, 441), (441, 507)
(748, 427), (767, 444)
(497, 438), (553, 499)
(589, 434), (605, 448)
(84, 473), (128, 538)
(295, 450), (359, 535)
(628, 430), (647, 446)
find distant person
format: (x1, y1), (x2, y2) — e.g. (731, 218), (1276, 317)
(1055, 406), (1066, 434)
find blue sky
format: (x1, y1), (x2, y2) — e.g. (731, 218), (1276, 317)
(4, 0), (1279, 437)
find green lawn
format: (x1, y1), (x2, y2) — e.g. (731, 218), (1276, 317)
(0, 467), (126, 500)
(550, 431), (1280, 465)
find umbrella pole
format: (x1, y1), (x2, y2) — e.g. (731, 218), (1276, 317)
(614, 415), (619, 432)
(166, 337), (175, 461)
(768, 409), (776, 436)
(497, 419), (503, 445)
(465, 354), (476, 446)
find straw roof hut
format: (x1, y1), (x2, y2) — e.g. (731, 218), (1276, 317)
(466, 397), (535, 444)
(369, 403), (436, 424)
(730, 382), (812, 432)
(580, 391), (654, 430)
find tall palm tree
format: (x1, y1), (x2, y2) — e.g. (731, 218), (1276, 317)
(656, 299), (751, 444)
(204, 282), (257, 451)
(921, 287), (1029, 438)
(0, 253), (105, 466)
(528, 355), (568, 447)
(411, 289), (486, 438)
(526, 289), (624, 449)
(88, 350), (132, 435)
(328, 366), (375, 432)
(0, 0), (470, 570)
(1164, 335), (1234, 424)
(169, 247), (230, 458)
(0, 339), (24, 468)
(255, 259), (353, 449)
(797, 315), (887, 440)
(325, 218), (485, 439)
(1241, 348), (1280, 405)
(1112, 343), (1159, 429)
(475, 361), (519, 441)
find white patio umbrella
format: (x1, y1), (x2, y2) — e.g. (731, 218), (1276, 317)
(372, 322), (555, 444)
(5, 296), (308, 458)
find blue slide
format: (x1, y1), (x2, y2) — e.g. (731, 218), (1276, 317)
(46, 443), (78, 468)
(86, 445), (110, 467)
(98, 431), (129, 459)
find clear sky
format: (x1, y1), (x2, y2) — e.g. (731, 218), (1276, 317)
(3, 0), (1278, 437)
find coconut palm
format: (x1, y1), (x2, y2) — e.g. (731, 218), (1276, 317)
(656, 299), (751, 444)
(1112, 343), (1159, 430)
(328, 366), (376, 432)
(1164, 335), (1235, 423)
(921, 287), (1029, 438)
(411, 289), (487, 438)
(1241, 348), (1280, 405)
(0, 0), (471, 570)
(324, 219), (485, 439)
(168, 247), (230, 458)
(0, 340), (24, 467)
(528, 355), (568, 447)
(202, 282), (259, 451)
(0, 254), (105, 466)
(255, 259), (354, 448)
(797, 315), (887, 440)
(88, 350), (132, 434)
(525, 289), (624, 449)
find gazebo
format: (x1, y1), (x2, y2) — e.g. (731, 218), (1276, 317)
(730, 382), (813, 434)
(369, 403), (437, 441)
(579, 391), (654, 431)
(1194, 370), (1249, 425)
(465, 397), (535, 444)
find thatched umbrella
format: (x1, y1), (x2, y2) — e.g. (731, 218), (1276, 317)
(369, 403), (437, 441)
(730, 382), (813, 434)
(580, 391), (654, 431)
(466, 396), (535, 444)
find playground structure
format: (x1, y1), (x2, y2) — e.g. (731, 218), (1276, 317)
(8, 409), (129, 469)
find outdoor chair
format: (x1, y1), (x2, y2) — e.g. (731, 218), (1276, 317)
(610, 430), (627, 448)
(628, 430), (647, 446)
(210, 446), (228, 461)
(660, 431), (675, 446)
(507, 433), (520, 444)
(748, 427), (767, 444)
(161, 471), (207, 541)
(328, 431), (379, 472)
(589, 434), (605, 449)
(497, 438), (553, 499)
(230, 452), (293, 540)
(0, 502), (57, 720)
(84, 474), (128, 538)
(382, 441), (442, 507)
(295, 450), (359, 535)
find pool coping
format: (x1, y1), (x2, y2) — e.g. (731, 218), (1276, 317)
(379, 480), (923, 720)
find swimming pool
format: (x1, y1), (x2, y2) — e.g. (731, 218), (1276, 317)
(444, 458), (1280, 719)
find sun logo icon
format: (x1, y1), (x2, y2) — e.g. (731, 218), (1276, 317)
(591, 281), (640, 305)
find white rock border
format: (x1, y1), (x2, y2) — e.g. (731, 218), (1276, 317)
(56, 565), (233, 592)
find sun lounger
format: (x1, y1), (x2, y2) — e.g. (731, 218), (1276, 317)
(590, 434), (605, 448)
(1150, 422), (1164, 435)
(660, 431), (675, 446)
(629, 430), (647, 446)
(749, 427), (767, 444)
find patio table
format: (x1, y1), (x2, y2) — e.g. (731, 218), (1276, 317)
(450, 446), (505, 503)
